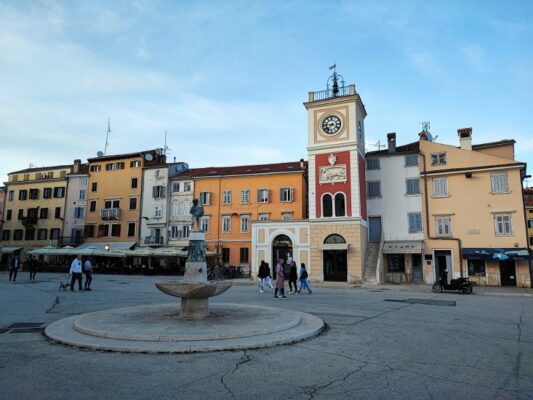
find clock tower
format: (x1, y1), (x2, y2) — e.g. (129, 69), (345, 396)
(304, 68), (367, 283)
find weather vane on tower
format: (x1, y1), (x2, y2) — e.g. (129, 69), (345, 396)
(327, 64), (345, 97)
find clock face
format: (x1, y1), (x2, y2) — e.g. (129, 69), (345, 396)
(321, 115), (342, 135)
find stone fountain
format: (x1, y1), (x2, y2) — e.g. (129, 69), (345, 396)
(155, 230), (232, 318)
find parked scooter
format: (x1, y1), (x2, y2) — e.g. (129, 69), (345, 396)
(432, 277), (473, 294)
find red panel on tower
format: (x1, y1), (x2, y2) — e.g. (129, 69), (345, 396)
(315, 151), (352, 218)
(358, 154), (367, 220)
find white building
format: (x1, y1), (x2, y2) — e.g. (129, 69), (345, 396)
(62, 160), (88, 246)
(140, 165), (170, 247)
(168, 171), (194, 249)
(366, 133), (424, 283)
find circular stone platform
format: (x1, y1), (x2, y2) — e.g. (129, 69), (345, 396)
(44, 303), (324, 353)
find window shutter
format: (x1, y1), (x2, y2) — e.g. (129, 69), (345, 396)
(116, 224), (121, 237)
(280, 188), (283, 201)
(290, 188), (294, 202)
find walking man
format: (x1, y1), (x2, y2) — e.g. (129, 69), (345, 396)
(83, 257), (93, 291)
(9, 255), (20, 282)
(29, 257), (38, 280)
(69, 255), (83, 291)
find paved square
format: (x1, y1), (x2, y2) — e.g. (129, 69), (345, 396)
(1, 272), (532, 399)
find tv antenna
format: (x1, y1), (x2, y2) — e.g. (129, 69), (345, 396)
(368, 140), (386, 150)
(163, 130), (171, 156)
(104, 117), (111, 155)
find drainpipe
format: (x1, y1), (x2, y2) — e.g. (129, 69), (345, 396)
(420, 153), (463, 278)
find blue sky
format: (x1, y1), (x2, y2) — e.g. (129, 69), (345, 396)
(1, 0), (532, 185)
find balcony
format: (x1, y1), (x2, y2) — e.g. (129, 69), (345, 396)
(308, 84), (355, 102)
(101, 208), (121, 220)
(144, 236), (164, 246)
(21, 216), (38, 227)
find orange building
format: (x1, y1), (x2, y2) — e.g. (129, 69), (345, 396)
(83, 150), (165, 251)
(175, 162), (307, 269)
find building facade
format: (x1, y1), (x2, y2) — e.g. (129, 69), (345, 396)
(420, 128), (530, 287)
(168, 165), (194, 249)
(62, 160), (88, 247)
(524, 188), (533, 250)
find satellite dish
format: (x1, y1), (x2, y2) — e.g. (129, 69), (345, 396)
(144, 153), (154, 161)
(155, 148), (163, 155)
(174, 162), (189, 174)
(97, 151), (104, 157)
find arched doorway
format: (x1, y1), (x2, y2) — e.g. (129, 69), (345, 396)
(323, 234), (347, 281)
(272, 234), (293, 279)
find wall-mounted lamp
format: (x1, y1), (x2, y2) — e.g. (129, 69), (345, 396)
(104, 244), (110, 252)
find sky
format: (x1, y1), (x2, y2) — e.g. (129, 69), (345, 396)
(1, 0), (532, 184)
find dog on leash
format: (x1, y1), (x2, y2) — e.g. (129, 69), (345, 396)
(59, 280), (69, 291)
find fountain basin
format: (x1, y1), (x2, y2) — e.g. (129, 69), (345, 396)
(155, 281), (232, 299)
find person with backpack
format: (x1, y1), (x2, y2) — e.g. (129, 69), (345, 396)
(257, 260), (273, 293)
(297, 263), (312, 294)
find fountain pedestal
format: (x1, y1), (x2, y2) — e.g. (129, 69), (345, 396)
(154, 231), (231, 319)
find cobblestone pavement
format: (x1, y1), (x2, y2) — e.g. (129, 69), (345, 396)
(1, 272), (532, 400)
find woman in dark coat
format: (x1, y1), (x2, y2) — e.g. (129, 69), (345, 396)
(288, 261), (298, 294)
(274, 259), (287, 299)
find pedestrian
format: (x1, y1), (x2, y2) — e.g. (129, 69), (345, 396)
(9, 255), (20, 282)
(274, 259), (287, 299)
(258, 260), (268, 293)
(29, 257), (38, 280)
(83, 257), (93, 291)
(298, 263), (312, 294)
(264, 262), (273, 291)
(288, 261), (298, 294)
(69, 255), (83, 291)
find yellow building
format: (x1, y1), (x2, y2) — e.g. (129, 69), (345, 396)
(176, 162), (307, 269)
(1, 163), (73, 260)
(420, 128), (531, 287)
(83, 150), (165, 251)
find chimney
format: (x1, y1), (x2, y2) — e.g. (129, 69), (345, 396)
(73, 159), (81, 173)
(300, 158), (305, 169)
(458, 127), (472, 151)
(387, 132), (396, 153)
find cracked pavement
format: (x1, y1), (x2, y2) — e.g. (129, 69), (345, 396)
(1, 272), (532, 400)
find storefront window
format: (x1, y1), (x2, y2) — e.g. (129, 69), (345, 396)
(388, 254), (405, 272)
(467, 260), (486, 276)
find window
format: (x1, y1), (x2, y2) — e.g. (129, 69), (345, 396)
(405, 154), (418, 167)
(53, 187), (65, 198)
(240, 215), (250, 233)
(259, 213), (269, 221)
(281, 212), (293, 220)
(530, 236), (533, 247)
(23, 174), (29, 181)
(222, 216), (231, 233)
(408, 213), (422, 233)
(98, 224), (109, 237)
(50, 228), (60, 240)
(223, 190), (232, 205)
(104, 200), (120, 209)
(200, 192), (211, 206)
(183, 182), (192, 192)
(43, 188), (52, 199)
(60, 170), (67, 178)
(2, 230), (10, 240)
(280, 187), (294, 202)
(28, 208), (38, 219)
(222, 248), (230, 264)
(6, 209), (12, 220)
(129, 197), (137, 210)
(431, 152), (446, 166)
(240, 248), (249, 263)
(111, 224), (121, 237)
(366, 158), (380, 170)
(55, 207), (61, 219)
(12, 175), (18, 182)
(241, 189), (250, 204)
(74, 207), (85, 219)
(172, 182), (180, 192)
(39, 208), (48, 219)
(388, 254), (405, 272)
(79, 189), (86, 200)
(17, 209), (23, 220)
(29, 189), (39, 200)
(334, 193), (346, 217)
(80, 178), (87, 186)
(13, 229), (23, 240)
(528, 219), (533, 229)
(322, 194), (333, 217)
(154, 206), (163, 218)
(152, 186), (166, 198)
(406, 178), (420, 195)
(170, 225), (190, 240)
(131, 178), (138, 189)
(495, 214), (512, 235)
(367, 181), (381, 198)
(89, 200), (97, 212)
(432, 178), (448, 197)
(130, 160), (140, 168)
(91, 182), (98, 192)
(257, 189), (269, 203)
(8, 190), (14, 201)
(127, 222), (136, 237)
(37, 229), (47, 240)
(435, 216), (451, 237)
(491, 173), (509, 193)
(84, 225), (96, 238)
(468, 260), (486, 276)
(90, 165), (101, 172)
(19, 190), (27, 200)
(200, 216), (210, 233)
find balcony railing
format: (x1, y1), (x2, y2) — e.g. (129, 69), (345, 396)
(101, 208), (121, 220)
(308, 84), (355, 102)
(21, 216), (38, 226)
(145, 236), (164, 245)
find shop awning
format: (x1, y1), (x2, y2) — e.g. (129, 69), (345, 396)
(74, 242), (136, 251)
(382, 241), (423, 254)
(462, 248), (530, 260)
(0, 247), (22, 254)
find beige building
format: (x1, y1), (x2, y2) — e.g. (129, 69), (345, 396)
(420, 128), (530, 287)
(1, 163), (73, 259)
